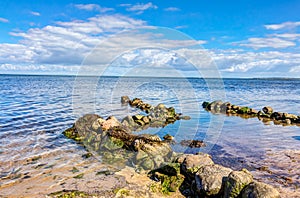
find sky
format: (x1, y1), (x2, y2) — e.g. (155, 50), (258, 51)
(0, 0), (300, 77)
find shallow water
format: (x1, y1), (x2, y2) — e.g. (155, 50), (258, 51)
(0, 75), (299, 196)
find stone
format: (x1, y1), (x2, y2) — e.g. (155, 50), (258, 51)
(220, 102), (231, 113)
(140, 157), (154, 170)
(231, 105), (241, 111)
(74, 114), (101, 135)
(180, 153), (214, 175)
(180, 140), (206, 148)
(202, 101), (210, 108)
(122, 115), (137, 128)
(195, 164), (232, 196)
(157, 103), (166, 109)
(283, 113), (298, 120)
(163, 134), (174, 141)
(262, 106), (273, 114)
(130, 98), (142, 107)
(142, 116), (150, 124)
(121, 96), (130, 105)
(179, 115), (191, 120)
(101, 116), (121, 131)
(223, 169), (253, 198)
(240, 181), (280, 198)
(133, 114), (144, 120)
(250, 108), (259, 115)
(238, 107), (250, 114)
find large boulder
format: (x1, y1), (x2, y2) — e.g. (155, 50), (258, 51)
(240, 181), (280, 198)
(223, 169), (253, 198)
(178, 153), (214, 175)
(195, 164), (232, 196)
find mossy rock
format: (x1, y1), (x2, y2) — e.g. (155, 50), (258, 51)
(161, 174), (185, 193)
(223, 169), (253, 198)
(238, 107), (250, 114)
(103, 136), (124, 150)
(63, 126), (82, 141)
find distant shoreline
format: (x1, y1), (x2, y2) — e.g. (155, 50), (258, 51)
(1, 73), (300, 80)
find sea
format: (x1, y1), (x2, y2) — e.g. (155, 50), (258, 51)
(0, 74), (299, 196)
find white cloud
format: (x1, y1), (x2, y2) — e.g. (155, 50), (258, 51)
(164, 7), (180, 11)
(175, 25), (188, 29)
(0, 14), (146, 66)
(289, 66), (300, 73)
(30, 11), (40, 16)
(272, 33), (300, 40)
(121, 2), (158, 14)
(0, 17), (9, 23)
(240, 37), (296, 49)
(74, 4), (114, 13)
(265, 21), (300, 30)
(211, 49), (300, 77)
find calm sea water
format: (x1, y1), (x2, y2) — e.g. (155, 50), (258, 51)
(0, 74), (300, 189)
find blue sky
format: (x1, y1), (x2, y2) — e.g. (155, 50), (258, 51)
(0, 0), (300, 77)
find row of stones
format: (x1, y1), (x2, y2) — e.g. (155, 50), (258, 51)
(150, 153), (280, 197)
(202, 100), (300, 126)
(121, 96), (190, 132)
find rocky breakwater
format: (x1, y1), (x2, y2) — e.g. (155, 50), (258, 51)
(63, 96), (192, 171)
(61, 97), (280, 197)
(202, 100), (300, 127)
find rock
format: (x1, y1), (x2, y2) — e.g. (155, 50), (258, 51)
(92, 118), (105, 131)
(220, 102), (231, 113)
(142, 116), (150, 124)
(133, 114), (144, 120)
(195, 164), (232, 196)
(135, 150), (148, 161)
(238, 107), (250, 114)
(122, 115), (137, 129)
(140, 157), (154, 170)
(157, 103), (166, 109)
(250, 108), (259, 115)
(180, 153), (214, 175)
(163, 134), (174, 141)
(180, 140), (206, 148)
(223, 169), (253, 198)
(179, 115), (191, 120)
(101, 116), (121, 131)
(270, 112), (282, 120)
(283, 113), (298, 120)
(152, 163), (181, 176)
(240, 181), (280, 198)
(103, 136), (124, 150)
(74, 114), (101, 135)
(231, 105), (241, 111)
(149, 163), (184, 193)
(262, 106), (273, 114)
(63, 125), (81, 141)
(121, 96), (130, 105)
(130, 98), (142, 107)
(202, 101), (210, 108)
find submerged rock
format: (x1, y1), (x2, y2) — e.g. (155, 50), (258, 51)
(180, 140), (206, 148)
(121, 95), (130, 105)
